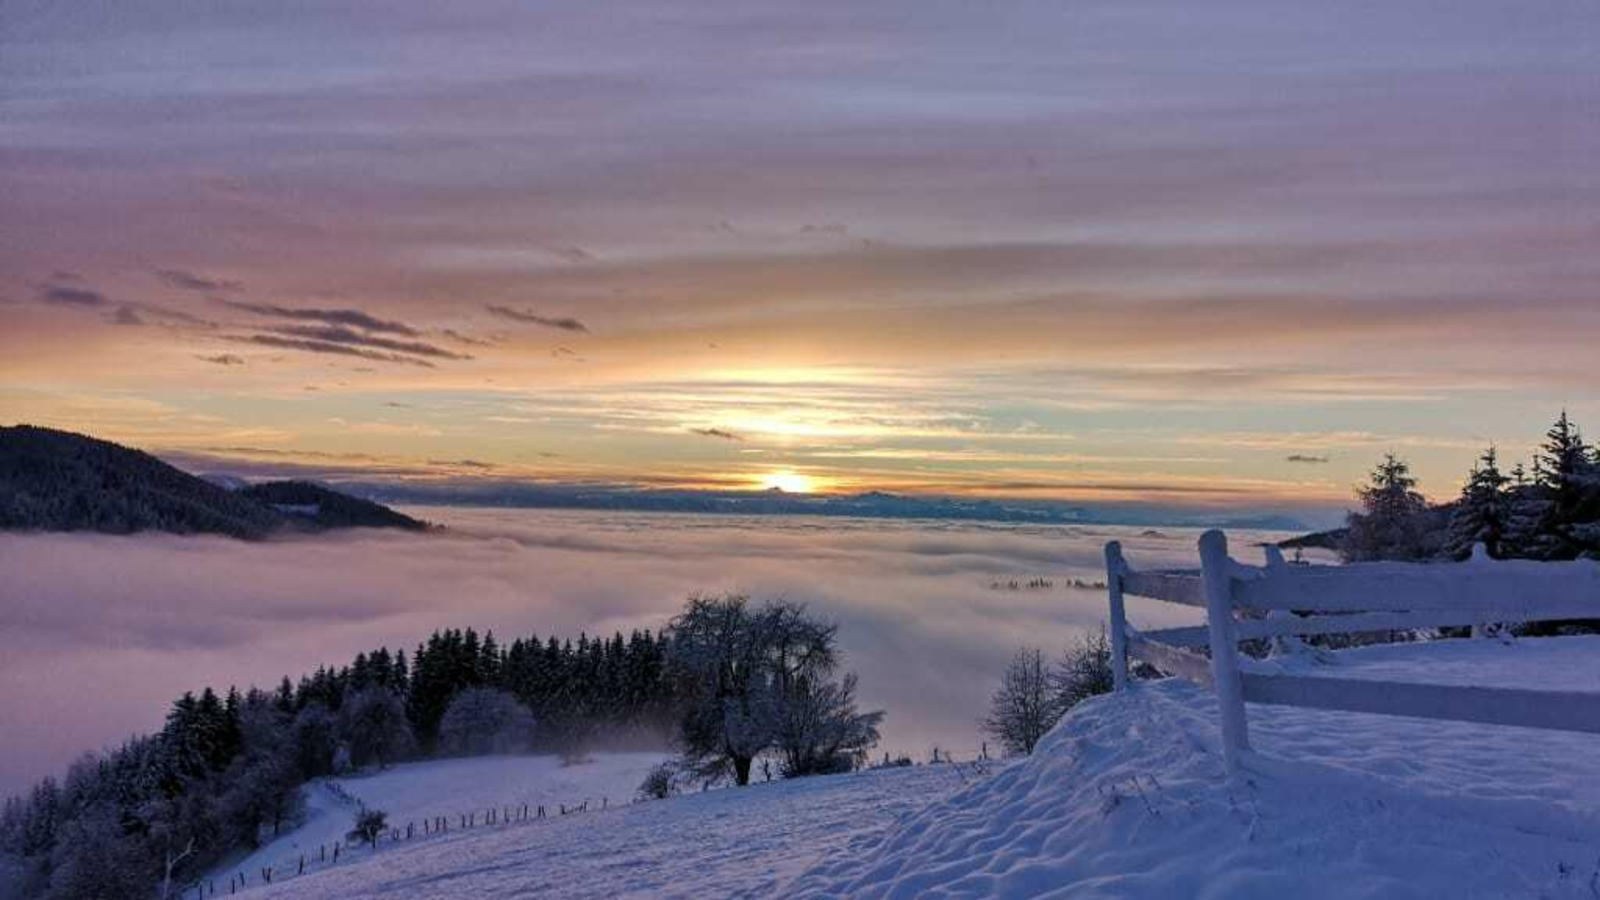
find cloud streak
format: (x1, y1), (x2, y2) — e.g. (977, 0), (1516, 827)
(264, 324), (472, 360)
(158, 269), (241, 293)
(486, 305), (590, 333)
(36, 285), (108, 307)
(221, 300), (422, 337)
(238, 334), (437, 367)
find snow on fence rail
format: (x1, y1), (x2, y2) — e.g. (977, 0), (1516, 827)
(1105, 530), (1600, 775)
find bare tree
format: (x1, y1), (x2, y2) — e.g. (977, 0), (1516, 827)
(981, 647), (1056, 756)
(347, 807), (388, 849)
(1050, 626), (1115, 713)
(159, 836), (195, 900)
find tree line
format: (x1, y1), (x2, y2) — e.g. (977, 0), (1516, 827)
(1345, 411), (1600, 564)
(0, 596), (879, 900)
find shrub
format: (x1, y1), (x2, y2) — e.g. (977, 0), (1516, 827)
(347, 806), (388, 849)
(636, 762), (679, 801)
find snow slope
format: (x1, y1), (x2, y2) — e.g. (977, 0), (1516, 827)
(241, 760), (969, 900)
(229, 637), (1600, 899)
(790, 636), (1600, 899)
(215, 753), (669, 889)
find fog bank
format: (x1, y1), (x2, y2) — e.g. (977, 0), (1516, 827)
(0, 509), (1284, 794)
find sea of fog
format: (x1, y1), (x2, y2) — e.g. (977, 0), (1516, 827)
(0, 508), (1291, 795)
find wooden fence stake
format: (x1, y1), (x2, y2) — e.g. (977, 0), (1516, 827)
(1199, 529), (1251, 775)
(1105, 540), (1130, 691)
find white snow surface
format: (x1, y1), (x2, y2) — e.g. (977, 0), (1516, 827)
(239, 757), (969, 900)
(793, 635), (1600, 899)
(217, 753), (669, 888)
(235, 637), (1600, 899)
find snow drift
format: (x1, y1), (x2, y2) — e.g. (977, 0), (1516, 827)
(788, 637), (1600, 900)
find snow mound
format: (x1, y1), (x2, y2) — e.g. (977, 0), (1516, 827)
(788, 637), (1600, 900)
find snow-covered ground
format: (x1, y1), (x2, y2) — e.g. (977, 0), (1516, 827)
(793, 635), (1600, 899)
(239, 758), (970, 900)
(214, 753), (669, 889)
(231, 636), (1600, 899)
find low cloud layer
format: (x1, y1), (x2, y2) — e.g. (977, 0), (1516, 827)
(0, 510), (1286, 794)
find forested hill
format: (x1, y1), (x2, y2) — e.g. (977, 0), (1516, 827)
(0, 425), (427, 538)
(237, 480), (427, 532)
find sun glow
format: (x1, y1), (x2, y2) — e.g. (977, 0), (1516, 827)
(757, 470), (817, 494)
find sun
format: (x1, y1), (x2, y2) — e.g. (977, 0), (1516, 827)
(757, 470), (816, 494)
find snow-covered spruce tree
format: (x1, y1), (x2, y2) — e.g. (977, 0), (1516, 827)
(438, 687), (537, 756)
(1502, 461), (1555, 560)
(336, 687), (415, 771)
(1344, 453), (1431, 562)
(1445, 446), (1511, 560)
(982, 647), (1057, 756)
(1532, 411), (1600, 559)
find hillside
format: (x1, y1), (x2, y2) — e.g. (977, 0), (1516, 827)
(216, 754), (670, 890)
(235, 755), (966, 900)
(220, 637), (1600, 900)
(238, 481), (429, 531)
(0, 425), (426, 538)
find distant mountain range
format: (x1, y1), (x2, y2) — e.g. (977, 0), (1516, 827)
(345, 480), (1314, 532)
(0, 426), (428, 538)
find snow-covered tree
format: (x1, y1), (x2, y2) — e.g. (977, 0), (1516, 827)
(336, 687), (414, 771)
(220, 695), (304, 847)
(982, 648), (1056, 756)
(1344, 453), (1431, 561)
(772, 672), (883, 777)
(1445, 447), (1511, 560)
(438, 687), (536, 756)
(666, 595), (881, 786)
(1533, 411), (1600, 558)
(667, 595), (775, 786)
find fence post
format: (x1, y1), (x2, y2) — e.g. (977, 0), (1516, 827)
(1105, 541), (1130, 691)
(1199, 529), (1250, 775)
(1469, 542), (1493, 639)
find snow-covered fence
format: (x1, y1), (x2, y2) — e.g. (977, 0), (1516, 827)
(1106, 530), (1600, 775)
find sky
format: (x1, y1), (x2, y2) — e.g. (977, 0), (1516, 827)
(0, 509), (1276, 794)
(1, 0), (1596, 513)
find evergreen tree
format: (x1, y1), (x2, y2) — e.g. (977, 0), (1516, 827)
(1344, 453), (1431, 561)
(1533, 411), (1600, 558)
(1445, 446), (1511, 559)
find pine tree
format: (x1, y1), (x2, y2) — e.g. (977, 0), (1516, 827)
(1511, 411), (1600, 559)
(1445, 446), (1511, 559)
(1344, 453), (1430, 561)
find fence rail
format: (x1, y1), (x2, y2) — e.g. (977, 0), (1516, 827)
(1105, 531), (1600, 774)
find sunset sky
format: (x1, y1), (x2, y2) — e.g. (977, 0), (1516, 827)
(2, 0), (1595, 514)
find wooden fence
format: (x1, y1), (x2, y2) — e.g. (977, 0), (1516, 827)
(1105, 530), (1600, 775)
